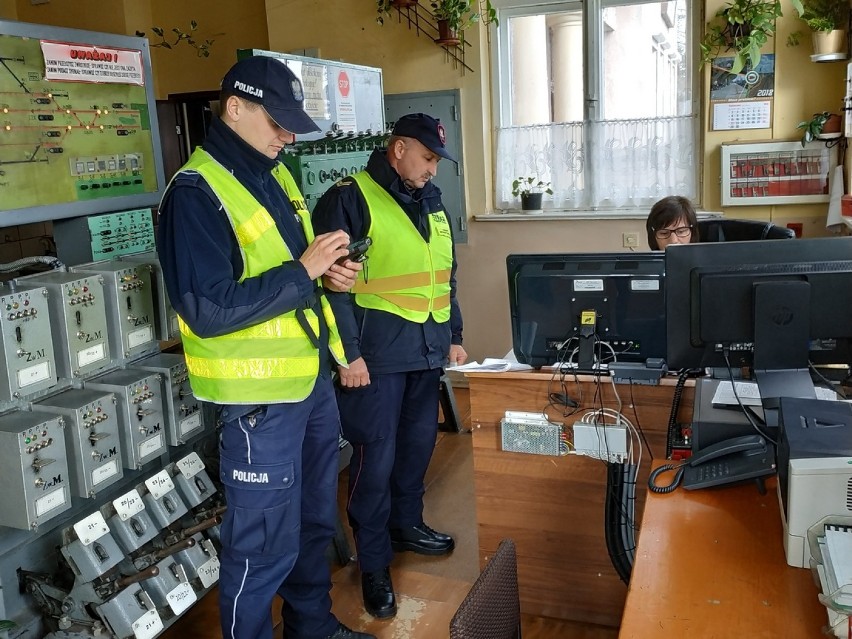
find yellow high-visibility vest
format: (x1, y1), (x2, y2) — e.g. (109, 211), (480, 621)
(172, 149), (346, 404)
(350, 172), (452, 323)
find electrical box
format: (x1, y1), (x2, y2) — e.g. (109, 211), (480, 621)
(131, 353), (205, 446)
(0, 410), (70, 530)
(70, 261), (159, 364)
(85, 369), (167, 470)
(16, 271), (113, 381)
(0, 284), (57, 404)
(120, 251), (180, 342)
(32, 388), (124, 498)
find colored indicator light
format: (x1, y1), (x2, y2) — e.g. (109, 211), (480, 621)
(23, 300), (29, 306)
(24, 437), (30, 444)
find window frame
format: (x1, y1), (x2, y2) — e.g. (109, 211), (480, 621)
(490, 0), (702, 209)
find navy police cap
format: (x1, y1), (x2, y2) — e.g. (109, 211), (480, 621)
(392, 113), (456, 163)
(222, 56), (320, 135)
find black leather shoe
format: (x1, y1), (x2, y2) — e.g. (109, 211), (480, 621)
(390, 523), (455, 555)
(361, 567), (397, 619)
(324, 622), (376, 639)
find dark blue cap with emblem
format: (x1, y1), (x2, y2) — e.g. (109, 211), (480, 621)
(222, 56), (321, 135)
(392, 113), (456, 163)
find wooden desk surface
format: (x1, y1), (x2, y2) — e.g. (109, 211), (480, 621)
(619, 473), (826, 638)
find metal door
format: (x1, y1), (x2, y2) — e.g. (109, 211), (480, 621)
(385, 91), (467, 243)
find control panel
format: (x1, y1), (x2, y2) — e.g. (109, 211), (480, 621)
(280, 149), (371, 212)
(132, 353), (205, 446)
(32, 388), (124, 499)
(0, 284), (58, 403)
(70, 261), (158, 364)
(121, 251), (180, 342)
(85, 369), (166, 470)
(0, 410), (70, 530)
(17, 271), (113, 381)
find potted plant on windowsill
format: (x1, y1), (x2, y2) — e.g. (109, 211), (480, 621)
(700, 0), (804, 74)
(797, 111), (843, 146)
(512, 177), (553, 212)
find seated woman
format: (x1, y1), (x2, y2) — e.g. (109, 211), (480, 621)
(646, 196), (699, 250)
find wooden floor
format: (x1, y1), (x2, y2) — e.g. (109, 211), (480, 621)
(162, 386), (618, 639)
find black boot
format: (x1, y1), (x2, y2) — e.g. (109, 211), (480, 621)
(390, 523), (455, 555)
(324, 622), (376, 639)
(361, 567), (396, 618)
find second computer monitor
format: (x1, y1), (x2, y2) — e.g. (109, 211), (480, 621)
(507, 252), (667, 369)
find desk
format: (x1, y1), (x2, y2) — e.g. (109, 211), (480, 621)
(467, 371), (694, 627)
(619, 471), (825, 637)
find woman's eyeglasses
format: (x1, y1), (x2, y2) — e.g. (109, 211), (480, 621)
(654, 225), (693, 239)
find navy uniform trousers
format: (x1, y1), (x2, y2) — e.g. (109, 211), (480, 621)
(337, 368), (442, 573)
(217, 375), (340, 639)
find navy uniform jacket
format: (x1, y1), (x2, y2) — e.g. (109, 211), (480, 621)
(157, 116), (330, 388)
(311, 149), (463, 375)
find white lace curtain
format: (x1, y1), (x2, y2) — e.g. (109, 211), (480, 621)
(495, 115), (697, 211)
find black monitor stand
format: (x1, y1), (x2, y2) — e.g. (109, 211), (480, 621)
(753, 280), (816, 427)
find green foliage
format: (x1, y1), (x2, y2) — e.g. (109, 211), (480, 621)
(0, 621), (17, 631)
(135, 20), (215, 57)
(511, 176), (553, 197)
(796, 111), (837, 146)
(798, 0), (848, 31)
(700, 0), (804, 75)
(376, 0), (400, 25)
(430, 0), (479, 33)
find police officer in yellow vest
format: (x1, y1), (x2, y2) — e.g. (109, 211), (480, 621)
(313, 113), (468, 619)
(157, 56), (375, 639)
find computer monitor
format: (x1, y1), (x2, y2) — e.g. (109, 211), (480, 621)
(507, 252), (667, 369)
(665, 237), (852, 399)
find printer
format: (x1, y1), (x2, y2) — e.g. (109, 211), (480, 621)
(777, 397), (852, 568)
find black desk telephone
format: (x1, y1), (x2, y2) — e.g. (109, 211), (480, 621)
(682, 434), (776, 490)
(649, 434), (776, 493)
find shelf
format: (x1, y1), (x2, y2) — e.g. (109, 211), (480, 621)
(388, 2), (473, 74)
(811, 52), (849, 62)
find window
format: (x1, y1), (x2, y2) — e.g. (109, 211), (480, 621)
(494, 0), (698, 211)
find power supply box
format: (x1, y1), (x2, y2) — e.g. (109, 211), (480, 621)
(500, 415), (562, 456)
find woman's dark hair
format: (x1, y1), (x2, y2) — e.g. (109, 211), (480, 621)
(646, 196), (699, 250)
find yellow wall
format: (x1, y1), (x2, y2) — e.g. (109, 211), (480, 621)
(148, 0), (268, 98)
(0, 1), (845, 360)
(701, 0), (846, 230)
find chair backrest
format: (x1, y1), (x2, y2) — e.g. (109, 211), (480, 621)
(450, 538), (522, 639)
(696, 219), (796, 243)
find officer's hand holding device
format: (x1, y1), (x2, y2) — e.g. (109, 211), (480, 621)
(337, 237), (372, 264)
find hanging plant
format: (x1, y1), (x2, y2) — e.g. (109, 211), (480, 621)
(376, 0), (419, 25)
(700, 0), (804, 74)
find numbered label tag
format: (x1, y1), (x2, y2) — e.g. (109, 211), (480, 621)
(131, 609), (163, 639)
(166, 581), (197, 615)
(198, 556), (220, 588)
(145, 469), (174, 500)
(113, 489), (145, 521)
(73, 511), (109, 546)
(176, 452), (204, 479)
